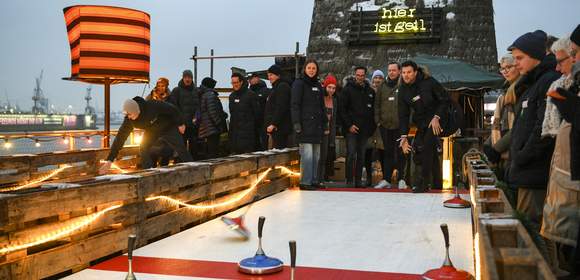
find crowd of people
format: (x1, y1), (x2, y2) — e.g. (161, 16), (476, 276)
(99, 24), (580, 277)
(483, 25), (580, 277)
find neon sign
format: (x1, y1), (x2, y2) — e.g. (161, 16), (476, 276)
(348, 7), (443, 45)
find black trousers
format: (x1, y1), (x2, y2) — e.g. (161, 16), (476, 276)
(346, 132), (370, 186)
(204, 133), (221, 159)
(140, 127), (193, 169)
(380, 127), (405, 181)
(272, 132), (290, 149)
(182, 126), (199, 160)
(413, 127), (442, 188)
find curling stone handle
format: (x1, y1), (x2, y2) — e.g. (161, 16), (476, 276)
(440, 224), (449, 249)
(289, 240), (296, 268)
(258, 216), (265, 239)
(127, 234), (136, 260)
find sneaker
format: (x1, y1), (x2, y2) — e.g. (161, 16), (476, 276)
(398, 179), (407, 189)
(374, 180), (391, 189)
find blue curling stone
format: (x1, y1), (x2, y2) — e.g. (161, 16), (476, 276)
(238, 254), (283, 275)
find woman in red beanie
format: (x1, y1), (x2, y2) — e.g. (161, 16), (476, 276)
(318, 74), (339, 183)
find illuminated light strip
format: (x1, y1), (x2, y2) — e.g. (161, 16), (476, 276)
(276, 165), (300, 176)
(0, 165), (71, 192)
(110, 162), (129, 174)
(0, 203), (122, 255)
(147, 168), (272, 210)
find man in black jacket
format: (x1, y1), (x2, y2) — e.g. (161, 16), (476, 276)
(249, 73), (270, 150)
(99, 96), (193, 172)
(264, 65), (292, 149)
(340, 66), (376, 187)
(398, 60), (449, 193)
(507, 31), (560, 229)
(169, 70), (200, 159)
(229, 73), (260, 154)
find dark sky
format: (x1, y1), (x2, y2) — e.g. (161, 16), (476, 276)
(0, 0), (578, 113)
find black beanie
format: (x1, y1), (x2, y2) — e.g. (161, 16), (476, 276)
(182, 70), (193, 78)
(267, 64), (282, 76)
(508, 30), (547, 61)
(571, 24), (580, 46)
(201, 77), (217, 89)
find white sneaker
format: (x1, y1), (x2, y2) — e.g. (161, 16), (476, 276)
(398, 179), (407, 189)
(374, 180), (391, 189)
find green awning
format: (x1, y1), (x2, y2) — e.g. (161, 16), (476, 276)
(410, 54), (504, 90)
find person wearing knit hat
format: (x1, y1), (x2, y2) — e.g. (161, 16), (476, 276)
(170, 69), (199, 159)
(508, 30), (548, 75)
(100, 96), (193, 173)
(371, 70), (385, 90)
(506, 30), (561, 234)
(148, 77), (171, 101)
(318, 74), (339, 182)
(264, 65), (292, 149)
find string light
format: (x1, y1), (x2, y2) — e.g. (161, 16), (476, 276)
(3, 139), (11, 149)
(62, 136), (69, 145)
(147, 168), (273, 210)
(134, 133), (143, 145)
(276, 166), (300, 176)
(0, 165), (71, 192)
(0, 203), (121, 255)
(86, 136), (92, 144)
(111, 163), (128, 174)
(34, 139), (41, 147)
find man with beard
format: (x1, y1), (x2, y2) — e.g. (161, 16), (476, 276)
(398, 60), (449, 193)
(264, 64), (292, 149)
(169, 70), (200, 159)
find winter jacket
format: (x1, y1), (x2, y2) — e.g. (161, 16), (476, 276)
(250, 80), (270, 126)
(169, 79), (199, 128)
(291, 75), (327, 144)
(229, 83), (260, 152)
(508, 56), (560, 189)
(398, 70), (449, 136)
(323, 90), (339, 146)
(199, 85), (225, 138)
(107, 96), (185, 161)
(340, 78), (377, 138)
(146, 88), (170, 102)
(264, 78), (292, 135)
(374, 78), (399, 129)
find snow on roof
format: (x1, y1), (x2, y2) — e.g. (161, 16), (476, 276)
(328, 28), (342, 42)
(349, 0), (448, 11)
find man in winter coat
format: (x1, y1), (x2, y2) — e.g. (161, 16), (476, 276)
(507, 30), (560, 230)
(340, 66), (377, 187)
(264, 64), (292, 149)
(374, 62), (404, 189)
(169, 70), (200, 159)
(198, 77), (227, 159)
(99, 96), (193, 172)
(398, 60), (449, 193)
(249, 73), (271, 150)
(229, 73), (260, 154)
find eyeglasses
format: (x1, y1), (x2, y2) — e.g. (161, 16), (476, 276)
(556, 56), (570, 66)
(499, 65), (515, 73)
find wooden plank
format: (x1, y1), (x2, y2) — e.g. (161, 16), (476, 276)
(209, 157), (257, 179)
(137, 164), (210, 198)
(1, 180), (138, 227)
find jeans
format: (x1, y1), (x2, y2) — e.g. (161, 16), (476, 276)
(346, 132), (369, 186)
(299, 143), (321, 186)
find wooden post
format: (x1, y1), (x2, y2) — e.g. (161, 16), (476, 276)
(103, 78), (111, 148)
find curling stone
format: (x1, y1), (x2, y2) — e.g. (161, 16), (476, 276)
(238, 216), (283, 275)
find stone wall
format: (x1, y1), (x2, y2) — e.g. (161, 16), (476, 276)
(307, 0), (498, 80)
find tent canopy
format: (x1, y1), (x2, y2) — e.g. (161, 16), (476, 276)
(410, 54), (504, 90)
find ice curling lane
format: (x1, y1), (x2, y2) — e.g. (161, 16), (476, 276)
(238, 216), (284, 275)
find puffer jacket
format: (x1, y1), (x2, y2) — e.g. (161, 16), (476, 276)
(198, 85), (225, 138)
(169, 79), (199, 128)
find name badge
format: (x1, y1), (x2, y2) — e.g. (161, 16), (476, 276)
(388, 97), (395, 101)
(235, 99), (240, 103)
(368, 94), (373, 98)
(522, 100), (528, 108)
(412, 95), (421, 102)
(312, 87), (319, 91)
(367, 104), (372, 108)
